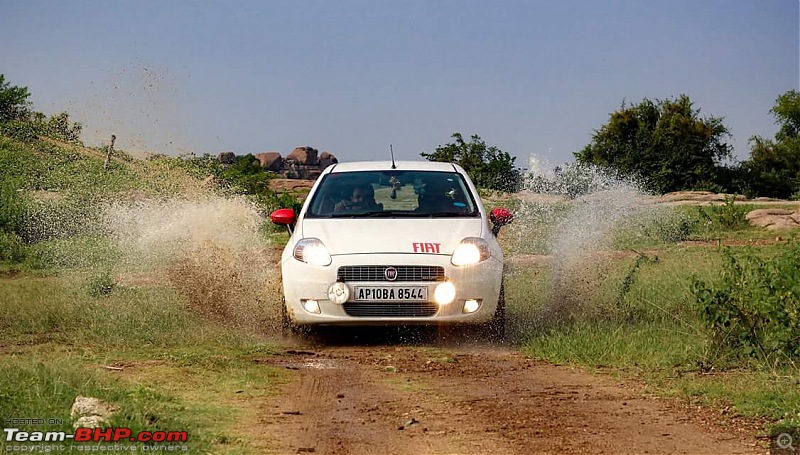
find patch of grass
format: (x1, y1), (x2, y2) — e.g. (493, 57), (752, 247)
(509, 243), (800, 434)
(1, 271), (286, 453)
(523, 321), (704, 371)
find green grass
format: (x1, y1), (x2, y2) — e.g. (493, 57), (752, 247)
(0, 274), (285, 453)
(507, 242), (800, 434)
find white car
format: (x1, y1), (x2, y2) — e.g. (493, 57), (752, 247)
(270, 161), (513, 337)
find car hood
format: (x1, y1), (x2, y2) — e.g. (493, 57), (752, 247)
(301, 218), (484, 256)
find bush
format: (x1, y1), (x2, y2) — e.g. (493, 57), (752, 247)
(692, 243), (800, 363)
(696, 195), (752, 231)
(0, 231), (27, 263)
(0, 120), (39, 142)
(642, 211), (697, 243)
(86, 270), (116, 297)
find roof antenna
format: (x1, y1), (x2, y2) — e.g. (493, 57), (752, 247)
(390, 144), (397, 169)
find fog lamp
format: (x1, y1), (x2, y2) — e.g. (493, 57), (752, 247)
(327, 282), (350, 304)
(302, 299), (321, 314)
(463, 299), (481, 314)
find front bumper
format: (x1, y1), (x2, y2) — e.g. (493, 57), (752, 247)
(280, 253), (503, 326)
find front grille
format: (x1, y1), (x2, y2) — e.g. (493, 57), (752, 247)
(337, 266), (445, 282)
(343, 302), (439, 317)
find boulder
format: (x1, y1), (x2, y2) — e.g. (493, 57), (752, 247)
(319, 151), (338, 170)
(71, 396), (117, 429)
(255, 152), (283, 172)
(746, 208), (800, 230)
(287, 147), (319, 166)
(218, 151), (236, 164)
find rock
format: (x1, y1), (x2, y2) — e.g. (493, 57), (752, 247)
(74, 415), (108, 429)
(256, 152), (283, 172)
(745, 208), (795, 219)
(660, 191), (747, 203)
(746, 208), (800, 230)
(287, 147), (319, 166)
(71, 396), (117, 429)
(218, 151), (236, 164)
(319, 151), (338, 170)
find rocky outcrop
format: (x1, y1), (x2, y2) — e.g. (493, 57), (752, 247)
(286, 147), (318, 166)
(255, 152), (283, 172)
(319, 151), (338, 170)
(658, 191), (747, 204)
(217, 147), (336, 180)
(746, 208), (800, 230)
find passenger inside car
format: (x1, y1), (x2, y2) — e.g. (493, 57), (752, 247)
(416, 179), (463, 214)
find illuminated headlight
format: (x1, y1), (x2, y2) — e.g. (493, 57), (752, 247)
(293, 238), (332, 266)
(327, 282), (350, 304)
(434, 281), (456, 305)
(451, 237), (491, 266)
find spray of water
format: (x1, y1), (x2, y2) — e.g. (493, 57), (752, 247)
(506, 156), (671, 331)
(105, 194), (283, 331)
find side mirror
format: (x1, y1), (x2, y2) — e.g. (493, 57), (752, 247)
(489, 207), (513, 236)
(270, 208), (296, 226)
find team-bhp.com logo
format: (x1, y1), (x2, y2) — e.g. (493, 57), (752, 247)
(4, 427), (188, 443)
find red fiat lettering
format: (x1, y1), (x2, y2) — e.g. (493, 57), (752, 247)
(412, 242), (441, 253)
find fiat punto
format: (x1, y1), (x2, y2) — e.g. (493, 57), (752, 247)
(270, 161), (513, 336)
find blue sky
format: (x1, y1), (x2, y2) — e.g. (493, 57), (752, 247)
(2, 0), (798, 166)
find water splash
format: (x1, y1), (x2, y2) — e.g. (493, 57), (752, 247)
(506, 157), (666, 331)
(104, 194), (283, 331)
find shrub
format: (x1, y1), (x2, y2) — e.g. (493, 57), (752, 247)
(0, 231), (26, 263)
(696, 195), (752, 231)
(86, 270), (116, 297)
(692, 243), (800, 363)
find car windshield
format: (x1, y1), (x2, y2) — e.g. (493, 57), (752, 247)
(305, 170), (480, 218)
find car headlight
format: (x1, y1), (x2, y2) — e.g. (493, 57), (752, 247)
(293, 238), (332, 266)
(450, 237), (491, 266)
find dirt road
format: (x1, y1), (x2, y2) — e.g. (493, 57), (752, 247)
(255, 333), (763, 455)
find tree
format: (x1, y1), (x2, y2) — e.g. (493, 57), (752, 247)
(574, 95), (733, 194)
(742, 90), (800, 199)
(421, 133), (521, 192)
(0, 74), (31, 122)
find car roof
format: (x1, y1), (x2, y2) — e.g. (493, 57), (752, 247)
(329, 161), (458, 173)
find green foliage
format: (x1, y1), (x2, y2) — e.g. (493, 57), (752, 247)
(0, 178), (26, 234)
(422, 133), (522, 192)
(0, 119), (39, 141)
(643, 212), (697, 243)
(0, 231), (27, 263)
(575, 95), (733, 194)
(86, 270), (116, 297)
(772, 90), (800, 142)
(0, 76), (82, 144)
(741, 91), (800, 199)
(692, 243), (800, 363)
(39, 111), (83, 143)
(0, 74), (31, 122)
(695, 195), (752, 231)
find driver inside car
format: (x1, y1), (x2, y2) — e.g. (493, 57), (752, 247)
(334, 183), (383, 212)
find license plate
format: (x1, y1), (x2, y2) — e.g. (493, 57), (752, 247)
(353, 286), (428, 302)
